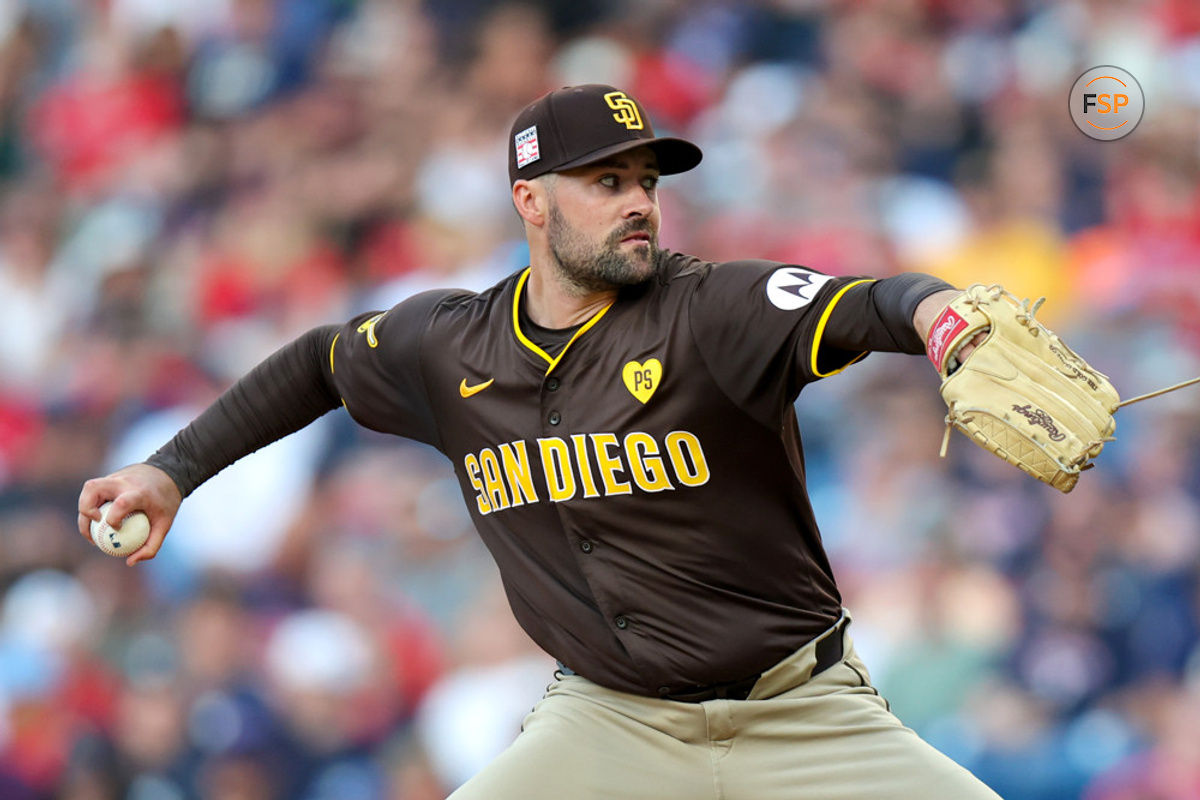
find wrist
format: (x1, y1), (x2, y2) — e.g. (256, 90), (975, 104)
(912, 289), (961, 339)
(915, 290), (964, 366)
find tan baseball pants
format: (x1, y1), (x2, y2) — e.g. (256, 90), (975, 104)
(448, 619), (1002, 800)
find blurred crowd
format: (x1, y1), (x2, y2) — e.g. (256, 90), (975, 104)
(0, 0), (1197, 798)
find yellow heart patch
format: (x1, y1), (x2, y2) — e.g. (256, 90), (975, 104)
(622, 359), (662, 404)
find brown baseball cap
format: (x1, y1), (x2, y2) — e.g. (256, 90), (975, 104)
(508, 84), (703, 184)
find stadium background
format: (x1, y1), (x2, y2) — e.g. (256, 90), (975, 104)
(0, 0), (1198, 797)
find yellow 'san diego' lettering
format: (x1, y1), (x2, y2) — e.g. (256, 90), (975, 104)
(463, 430), (708, 515)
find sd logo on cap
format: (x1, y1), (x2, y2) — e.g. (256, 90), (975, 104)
(508, 84), (702, 185)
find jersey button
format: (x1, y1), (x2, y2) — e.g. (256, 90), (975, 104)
(658, 686), (671, 696)
(614, 615), (629, 630)
(548, 411), (561, 425)
(580, 540), (593, 554)
(546, 377), (561, 392)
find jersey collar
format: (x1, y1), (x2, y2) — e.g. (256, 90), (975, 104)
(511, 267), (615, 376)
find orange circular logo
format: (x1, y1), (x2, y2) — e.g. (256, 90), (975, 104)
(1069, 66), (1144, 141)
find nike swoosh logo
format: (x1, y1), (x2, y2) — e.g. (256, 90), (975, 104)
(459, 378), (495, 398)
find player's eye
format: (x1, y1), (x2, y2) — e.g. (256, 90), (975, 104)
(599, 174), (618, 188)
(641, 175), (659, 191)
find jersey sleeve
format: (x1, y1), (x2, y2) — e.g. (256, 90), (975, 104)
(817, 273), (955, 355)
(688, 260), (874, 424)
(328, 289), (460, 447)
(146, 326), (344, 497)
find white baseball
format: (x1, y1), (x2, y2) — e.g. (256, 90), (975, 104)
(90, 502), (151, 557)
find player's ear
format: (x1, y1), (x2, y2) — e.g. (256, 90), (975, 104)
(512, 178), (548, 227)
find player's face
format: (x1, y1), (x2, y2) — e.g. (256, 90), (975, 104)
(545, 147), (662, 293)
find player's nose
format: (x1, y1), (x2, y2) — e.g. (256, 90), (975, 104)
(621, 186), (655, 219)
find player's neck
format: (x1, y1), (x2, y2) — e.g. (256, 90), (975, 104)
(525, 263), (617, 329)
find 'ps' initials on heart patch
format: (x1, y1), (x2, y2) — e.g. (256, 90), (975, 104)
(622, 359), (662, 404)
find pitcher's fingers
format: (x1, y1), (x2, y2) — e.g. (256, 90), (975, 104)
(77, 512), (95, 541)
(957, 331), (990, 363)
(102, 493), (144, 531)
(125, 521), (168, 567)
(78, 479), (110, 520)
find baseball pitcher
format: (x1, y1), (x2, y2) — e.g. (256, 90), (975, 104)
(80, 85), (1127, 799)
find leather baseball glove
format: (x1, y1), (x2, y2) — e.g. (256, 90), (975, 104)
(927, 284), (1120, 493)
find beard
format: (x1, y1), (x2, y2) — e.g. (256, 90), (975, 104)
(547, 203), (660, 294)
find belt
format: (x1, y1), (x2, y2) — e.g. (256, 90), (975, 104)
(662, 622), (845, 703)
(555, 620), (848, 703)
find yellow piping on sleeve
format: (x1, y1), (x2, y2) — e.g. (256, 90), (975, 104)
(329, 332), (348, 407)
(810, 279), (874, 378)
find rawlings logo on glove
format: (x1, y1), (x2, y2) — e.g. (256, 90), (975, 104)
(927, 308), (969, 368)
(1010, 404), (1066, 441)
(928, 284), (1120, 493)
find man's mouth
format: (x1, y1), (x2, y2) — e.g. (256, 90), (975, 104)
(621, 232), (651, 244)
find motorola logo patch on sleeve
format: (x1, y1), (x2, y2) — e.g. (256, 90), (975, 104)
(765, 267), (833, 311)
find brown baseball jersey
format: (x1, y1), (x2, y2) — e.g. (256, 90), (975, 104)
(324, 251), (911, 698)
